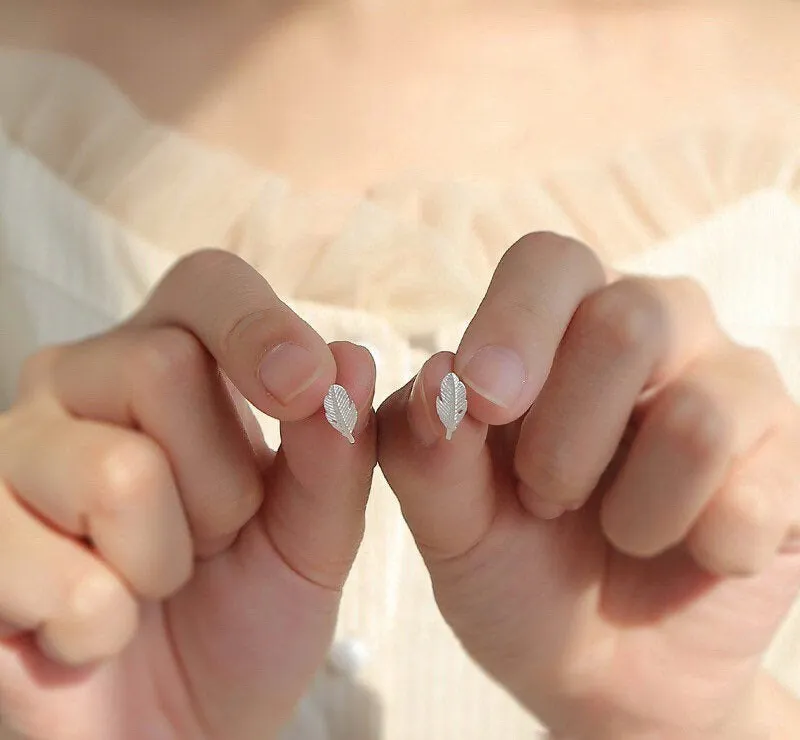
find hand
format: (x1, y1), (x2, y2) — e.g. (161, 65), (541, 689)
(0, 250), (376, 740)
(378, 233), (800, 740)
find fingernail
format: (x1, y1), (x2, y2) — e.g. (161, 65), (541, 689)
(519, 484), (566, 520)
(461, 345), (526, 408)
(259, 342), (321, 404)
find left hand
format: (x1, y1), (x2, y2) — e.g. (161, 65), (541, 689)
(0, 251), (377, 740)
(378, 232), (800, 740)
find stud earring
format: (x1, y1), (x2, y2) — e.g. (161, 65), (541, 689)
(324, 384), (358, 444)
(436, 372), (468, 441)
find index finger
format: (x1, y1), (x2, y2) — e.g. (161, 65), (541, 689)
(454, 233), (606, 425)
(130, 249), (336, 420)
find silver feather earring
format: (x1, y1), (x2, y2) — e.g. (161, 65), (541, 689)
(436, 372), (468, 441)
(324, 384), (358, 444)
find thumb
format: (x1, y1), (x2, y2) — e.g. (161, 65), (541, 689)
(131, 249), (335, 420)
(377, 352), (495, 562)
(261, 342), (377, 591)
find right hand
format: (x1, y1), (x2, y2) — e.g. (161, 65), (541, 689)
(377, 234), (800, 740)
(0, 250), (377, 740)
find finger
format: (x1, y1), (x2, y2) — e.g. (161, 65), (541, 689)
(260, 342), (378, 590)
(454, 233), (606, 425)
(686, 429), (800, 577)
(33, 327), (264, 557)
(131, 249), (336, 420)
(377, 352), (494, 562)
(515, 277), (719, 514)
(0, 483), (138, 665)
(3, 416), (193, 600)
(600, 347), (791, 558)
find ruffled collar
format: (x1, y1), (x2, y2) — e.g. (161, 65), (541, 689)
(1, 47), (798, 337)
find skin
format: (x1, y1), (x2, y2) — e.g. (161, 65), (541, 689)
(377, 233), (800, 739)
(0, 251), (378, 739)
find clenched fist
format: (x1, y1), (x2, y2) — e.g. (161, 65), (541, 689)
(0, 250), (377, 740)
(379, 233), (800, 740)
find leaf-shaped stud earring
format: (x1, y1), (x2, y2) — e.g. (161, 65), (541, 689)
(436, 372), (468, 441)
(324, 384), (358, 444)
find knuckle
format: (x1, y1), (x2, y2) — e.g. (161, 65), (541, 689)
(687, 480), (779, 578)
(579, 280), (667, 356)
(132, 328), (210, 394)
(689, 524), (769, 579)
(501, 297), (552, 325)
(175, 247), (241, 274)
(722, 481), (775, 535)
(548, 233), (600, 269)
(220, 305), (285, 359)
(46, 570), (139, 664)
(67, 569), (131, 622)
(165, 248), (249, 291)
(502, 232), (600, 272)
(169, 249), (278, 305)
(656, 385), (732, 464)
(194, 481), (262, 544)
(93, 436), (170, 515)
(516, 443), (585, 505)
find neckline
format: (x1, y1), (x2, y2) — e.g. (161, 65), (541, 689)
(2, 45), (799, 337)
